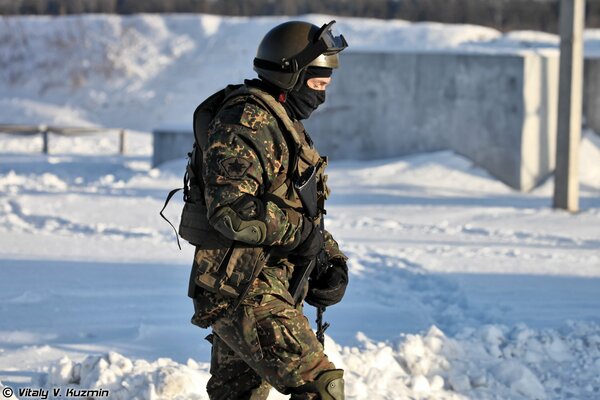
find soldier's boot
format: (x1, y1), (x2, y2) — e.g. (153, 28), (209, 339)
(289, 369), (344, 400)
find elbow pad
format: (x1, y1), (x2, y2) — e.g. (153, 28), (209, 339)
(209, 195), (268, 245)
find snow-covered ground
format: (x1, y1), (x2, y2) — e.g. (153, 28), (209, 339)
(1, 13), (600, 400)
(1, 130), (599, 399)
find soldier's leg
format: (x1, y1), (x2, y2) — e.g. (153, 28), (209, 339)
(212, 294), (341, 398)
(206, 333), (272, 400)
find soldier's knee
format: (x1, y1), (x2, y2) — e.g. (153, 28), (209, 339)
(290, 369), (344, 400)
(314, 369), (344, 400)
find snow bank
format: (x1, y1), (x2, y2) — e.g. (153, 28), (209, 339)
(0, 14), (501, 131)
(40, 352), (210, 400)
(38, 322), (600, 400)
(1, 13), (599, 131)
(341, 323), (600, 400)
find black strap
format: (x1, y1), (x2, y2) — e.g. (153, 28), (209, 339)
(159, 187), (183, 250)
(293, 40), (329, 72)
(253, 57), (294, 72)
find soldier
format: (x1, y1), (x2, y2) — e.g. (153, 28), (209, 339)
(182, 20), (349, 399)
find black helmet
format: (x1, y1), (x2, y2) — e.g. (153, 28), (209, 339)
(253, 20), (348, 90)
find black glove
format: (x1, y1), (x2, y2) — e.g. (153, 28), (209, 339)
(292, 217), (324, 261)
(305, 259), (348, 308)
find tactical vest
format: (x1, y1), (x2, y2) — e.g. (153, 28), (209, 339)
(179, 85), (329, 301)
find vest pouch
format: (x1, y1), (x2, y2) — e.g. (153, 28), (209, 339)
(218, 245), (265, 298)
(194, 238), (265, 299)
(179, 201), (212, 246)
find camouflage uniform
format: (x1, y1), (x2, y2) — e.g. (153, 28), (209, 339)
(190, 87), (346, 399)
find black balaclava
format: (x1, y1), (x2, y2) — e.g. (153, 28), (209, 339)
(282, 66), (332, 121)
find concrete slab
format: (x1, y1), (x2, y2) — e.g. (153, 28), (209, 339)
(153, 51), (594, 192)
(152, 126), (194, 167)
(305, 51), (560, 191)
(584, 58), (600, 134)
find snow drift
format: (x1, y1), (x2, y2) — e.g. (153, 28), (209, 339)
(2, 13), (600, 131)
(36, 323), (600, 400)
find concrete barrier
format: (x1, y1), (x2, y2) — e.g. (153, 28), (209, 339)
(584, 58), (600, 134)
(153, 51), (596, 191)
(152, 125), (194, 167)
(305, 51), (559, 191)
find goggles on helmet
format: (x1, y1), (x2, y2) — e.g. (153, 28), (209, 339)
(314, 20), (348, 54)
(253, 20), (348, 73)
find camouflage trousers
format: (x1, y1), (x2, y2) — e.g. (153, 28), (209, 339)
(205, 294), (335, 399)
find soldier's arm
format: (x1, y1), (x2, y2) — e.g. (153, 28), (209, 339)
(202, 102), (304, 248)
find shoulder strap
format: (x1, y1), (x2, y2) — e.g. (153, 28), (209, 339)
(218, 86), (301, 199)
(246, 88), (300, 201)
(218, 86), (303, 149)
(245, 87), (303, 148)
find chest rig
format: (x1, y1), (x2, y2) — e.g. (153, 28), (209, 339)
(179, 85), (330, 305)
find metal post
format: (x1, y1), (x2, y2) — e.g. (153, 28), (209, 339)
(553, 0), (586, 212)
(119, 129), (127, 155)
(41, 125), (49, 154)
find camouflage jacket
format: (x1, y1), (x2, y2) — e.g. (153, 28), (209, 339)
(201, 85), (346, 303)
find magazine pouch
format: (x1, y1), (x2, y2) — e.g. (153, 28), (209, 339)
(192, 233), (266, 299)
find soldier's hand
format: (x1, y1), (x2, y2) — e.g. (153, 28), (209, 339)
(305, 259), (348, 307)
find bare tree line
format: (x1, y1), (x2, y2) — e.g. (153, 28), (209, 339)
(1, 0), (600, 32)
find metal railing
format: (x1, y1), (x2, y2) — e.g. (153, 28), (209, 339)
(0, 124), (127, 154)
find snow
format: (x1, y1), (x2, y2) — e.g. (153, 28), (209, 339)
(1, 12), (600, 400)
(12, 324), (600, 400)
(1, 129), (599, 399)
(9, 323), (600, 399)
(1, 13), (600, 132)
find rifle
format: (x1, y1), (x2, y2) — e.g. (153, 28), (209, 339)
(288, 162), (332, 346)
(288, 164), (323, 304)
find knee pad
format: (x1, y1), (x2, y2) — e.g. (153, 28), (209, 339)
(291, 369), (344, 400)
(315, 369), (344, 400)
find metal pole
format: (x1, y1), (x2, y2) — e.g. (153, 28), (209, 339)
(553, 0), (586, 212)
(119, 129), (126, 155)
(41, 125), (49, 154)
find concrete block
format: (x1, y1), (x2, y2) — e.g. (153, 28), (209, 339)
(305, 51), (560, 191)
(584, 58), (600, 134)
(152, 125), (194, 167)
(153, 51), (598, 192)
